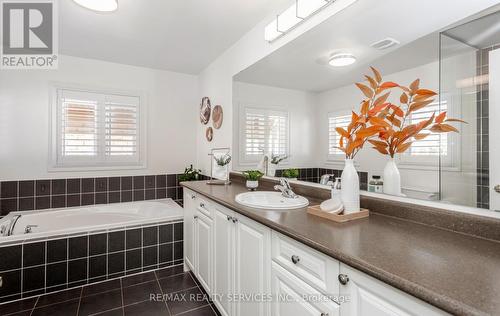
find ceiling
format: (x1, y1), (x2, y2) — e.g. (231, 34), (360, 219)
(234, 0), (500, 92)
(444, 10), (500, 49)
(59, 0), (293, 74)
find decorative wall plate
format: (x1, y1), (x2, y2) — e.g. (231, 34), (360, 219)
(200, 97), (211, 125)
(206, 127), (213, 142)
(212, 105), (223, 129)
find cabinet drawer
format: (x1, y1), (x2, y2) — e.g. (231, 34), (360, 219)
(196, 196), (213, 218)
(272, 232), (339, 296)
(271, 261), (339, 316)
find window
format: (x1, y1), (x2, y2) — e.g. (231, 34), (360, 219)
(240, 107), (289, 163)
(399, 96), (459, 169)
(51, 88), (145, 169)
(328, 113), (351, 159)
(405, 100), (447, 157)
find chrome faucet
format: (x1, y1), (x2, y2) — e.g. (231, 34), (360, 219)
(320, 174), (334, 185)
(274, 178), (298, 199)
(24, 225), (38, 234)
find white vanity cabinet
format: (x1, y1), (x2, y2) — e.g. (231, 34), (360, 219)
(212, 203), (272, 316)
(183, 189), (447, 316)
(338, 264), (447, 316)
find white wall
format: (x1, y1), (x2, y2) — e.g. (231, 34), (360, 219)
(232, 81), (317, 170)
(0, 55), (198, 180)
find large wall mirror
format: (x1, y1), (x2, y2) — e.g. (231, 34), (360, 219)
(232, 9), (500, 212)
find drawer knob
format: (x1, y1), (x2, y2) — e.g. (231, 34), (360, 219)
(194, 215), (198, 219)
(227, 215), (232, 221)
(191, 195), (196, 199)
(321, 313), (329, 316)
(232, 217), (238, 223)
(291, 255), (300, 264)
(200, 202), (205, 208)
(338, 274), (349, 285)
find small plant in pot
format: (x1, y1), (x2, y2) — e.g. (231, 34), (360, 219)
(282, 168), (299, 179)
(178, 165), (202, 182)
(243, 170), (264, 191)
(268, 154), (287, 177)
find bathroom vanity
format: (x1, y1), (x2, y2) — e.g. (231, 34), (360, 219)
(182, 178), (500, 316)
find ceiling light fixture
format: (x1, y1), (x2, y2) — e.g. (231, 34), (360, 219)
(329, 53), (356, 67)
(73, 0), (118, 12)
(264, 0), (358, 42)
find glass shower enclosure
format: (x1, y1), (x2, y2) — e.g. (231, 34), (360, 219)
(439, 11), (500, 211)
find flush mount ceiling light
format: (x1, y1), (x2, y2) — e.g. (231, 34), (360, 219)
(329, 53), (356, 67)
(265, 0), (358, 42)
(73, 0), (118, 12)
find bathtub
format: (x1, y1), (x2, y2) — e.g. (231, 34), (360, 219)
(0, 199), (183, 243)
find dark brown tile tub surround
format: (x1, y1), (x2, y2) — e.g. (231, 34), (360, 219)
(0, 221), (183, 303)
(183, 175), (500, 316)
(0, 174), (189, 217)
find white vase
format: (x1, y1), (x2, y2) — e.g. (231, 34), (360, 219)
(246, 180), (259, 190)
(213, 164), (228, 180)
(267, 164), (277, 177)
(341, 159), (360, 214)
(383, 157), (402, 196)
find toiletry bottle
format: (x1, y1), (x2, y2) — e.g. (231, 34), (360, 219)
(331, 178), (341, 199)
(369, 175), (383, 193)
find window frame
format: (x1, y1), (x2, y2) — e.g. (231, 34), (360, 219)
(398, 93), (461, 170)
(238, 105), (290, 166)
(327, 110), (351, 163)
(49, 83), (147, 171)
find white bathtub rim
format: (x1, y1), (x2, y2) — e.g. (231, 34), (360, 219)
(0, 199), (183, 245)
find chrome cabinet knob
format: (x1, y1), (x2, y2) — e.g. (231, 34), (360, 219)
(338, 274), (349, 285)
(191, 195), (196, 199)
(194, 215), (198, 219)
(320, 313), (329, 316)
(232, 217), (238, 223)
(200, 202), (205, 208)
(495, 185), (500, 193)
(227, 215), (232, 221)
(291, 255), (300, 264)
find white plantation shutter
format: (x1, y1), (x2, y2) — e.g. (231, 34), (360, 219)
(55, 89), (142, 168)
(243, 108), (288, 161)
(406, 101), (447, 156)
(61, 92), (99, 158)
(105, 95), (139, 158)
(328, 113), (351, 157)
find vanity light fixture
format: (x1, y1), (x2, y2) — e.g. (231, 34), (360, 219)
(264, 0), (358, 42)
(328, 53), (356, 67)
(73, 0), (118, 12)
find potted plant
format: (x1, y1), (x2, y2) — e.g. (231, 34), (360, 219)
(282, 168), (299, 180)
(355, 68), (464, 196)
(178, 165), (202, 182)
(242, 170), (264, 190)
(213, 153), (231, 181)
(268, 154), (287, 177)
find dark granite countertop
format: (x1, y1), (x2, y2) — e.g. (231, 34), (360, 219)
(182, 180), (500, 316)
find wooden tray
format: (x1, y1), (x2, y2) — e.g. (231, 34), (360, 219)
(307, 205), (369, 223)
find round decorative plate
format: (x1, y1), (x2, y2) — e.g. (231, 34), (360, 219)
(212, 105), (223, 129)
(206, 127), (213, 142)
(200, 97), (211, 125)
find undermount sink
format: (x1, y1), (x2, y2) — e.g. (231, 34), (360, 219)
(235, 191), (309, 210)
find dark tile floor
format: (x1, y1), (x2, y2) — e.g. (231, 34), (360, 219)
(0, 265), (220, 316)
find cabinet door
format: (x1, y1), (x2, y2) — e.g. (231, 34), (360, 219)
(234, 214), (271, 316)
(195, 211), (213, 294)
(183, 190), (196, 271)
(213, 206), (235, 316)
(339, 264), (447, 316)
(271, 262), (340, 316)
